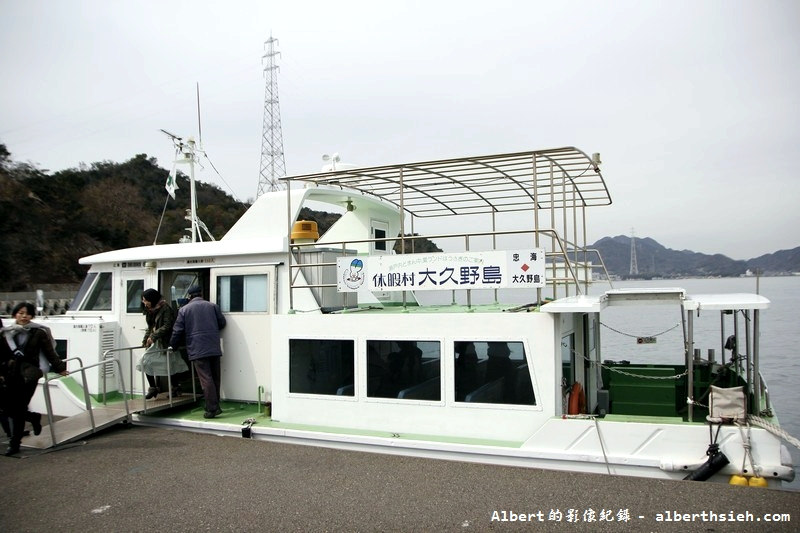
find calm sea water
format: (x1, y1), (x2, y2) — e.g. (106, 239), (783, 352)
(596, 277), (800, 491)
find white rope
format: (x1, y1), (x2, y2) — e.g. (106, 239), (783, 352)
(593, 416), (612, 475)
(748, 415), (800, 450)
(562, 342), (688, 381)
(736, 422), (759, 476)
(600, 321), (681, 339)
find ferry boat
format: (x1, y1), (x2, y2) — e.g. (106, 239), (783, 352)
(26, 146), (796, 487)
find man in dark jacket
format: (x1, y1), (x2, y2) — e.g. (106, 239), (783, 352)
(169, 286), (226, 418)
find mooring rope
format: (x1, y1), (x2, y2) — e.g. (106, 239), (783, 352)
(747, 415), (800, 450)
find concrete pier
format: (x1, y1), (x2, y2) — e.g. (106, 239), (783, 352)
(0, 425), (797, 532)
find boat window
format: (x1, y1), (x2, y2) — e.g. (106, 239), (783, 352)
(217, 274), (268, 313)
(372, 220), (389, 253)
(289, 339), (354, 396)
(455, 341), (535, 405)
(367, 340), (441, 400)
(70, 272), (97, 310)
(126, 280), (144, 314)
(161, 271), (204, 309)
(79, 272), (113, 311)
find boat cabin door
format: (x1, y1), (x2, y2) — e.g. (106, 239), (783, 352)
(118, 266), (155, 350)
(211, 265), (277, 403)
(560, 312), (598, 414)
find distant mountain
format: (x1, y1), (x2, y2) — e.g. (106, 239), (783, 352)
(592, 235), (800, 278)
(746, 248), (800, 275)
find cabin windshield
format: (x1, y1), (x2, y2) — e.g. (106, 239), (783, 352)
(72, 272), (113, 311)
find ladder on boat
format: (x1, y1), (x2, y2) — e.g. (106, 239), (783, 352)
(23, 351), (199, 451)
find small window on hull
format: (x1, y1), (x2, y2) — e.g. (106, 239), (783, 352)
(367, 340), (441, 400)
(289, 339), (354, 396)
(455, 341), (535, 405)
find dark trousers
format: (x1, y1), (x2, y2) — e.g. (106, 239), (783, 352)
(6, 379), (38, 448)
(193, 357), (221, 412)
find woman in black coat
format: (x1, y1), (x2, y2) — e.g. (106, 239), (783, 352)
(0, 303), (68, 456)
(140, 288), (185, 399)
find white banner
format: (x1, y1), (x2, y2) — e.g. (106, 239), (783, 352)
(337, 249), (545, 293)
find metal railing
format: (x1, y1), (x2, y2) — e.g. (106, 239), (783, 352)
(288, 228), (615, 312)
(42, 356), (130, 447)
(102, 345), (197, 414)
(758, 370), (772, 415)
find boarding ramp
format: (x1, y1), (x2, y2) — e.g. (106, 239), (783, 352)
(24, 347), (199, 451)
(24, 356), (132, 450)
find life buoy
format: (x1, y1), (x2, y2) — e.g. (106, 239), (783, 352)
(568, 382), (586, 415)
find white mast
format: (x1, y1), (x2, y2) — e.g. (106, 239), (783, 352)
(161, 129), (215, 243)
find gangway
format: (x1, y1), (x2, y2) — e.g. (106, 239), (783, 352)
(23, 348), (199, 451)
(23, 356), (132, 450)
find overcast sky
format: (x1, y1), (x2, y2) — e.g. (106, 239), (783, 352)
(1, 0), (798, 260)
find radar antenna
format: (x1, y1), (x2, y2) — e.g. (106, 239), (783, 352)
(158, 128), (215, 243)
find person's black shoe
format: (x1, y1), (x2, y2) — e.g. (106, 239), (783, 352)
(4, 445), (20, 456)
(31, 413), (42, 436)
(203, 408), (222, 419)
(145, 387), (159, 399)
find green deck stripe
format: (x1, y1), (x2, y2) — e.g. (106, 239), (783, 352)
(136, 400), (522, 448)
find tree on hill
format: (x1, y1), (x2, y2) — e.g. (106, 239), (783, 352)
(0, 146), (248, 291)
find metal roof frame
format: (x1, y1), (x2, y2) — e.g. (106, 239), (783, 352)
(281, 147), (611, 218)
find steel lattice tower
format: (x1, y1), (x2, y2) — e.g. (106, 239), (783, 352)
(257, 36), (287, 196)
(629, 228), (639, 275)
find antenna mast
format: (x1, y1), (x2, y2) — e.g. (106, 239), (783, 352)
(159, 129), (215, 243)
(257, 35), (287, 196)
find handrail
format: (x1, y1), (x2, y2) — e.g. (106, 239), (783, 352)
(102, 345), (145, 405)
(758, 370), (772, 415)
(288, 227), (612, 311)
(42, 356), (130, 447)
(102, 345), (197, 413)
